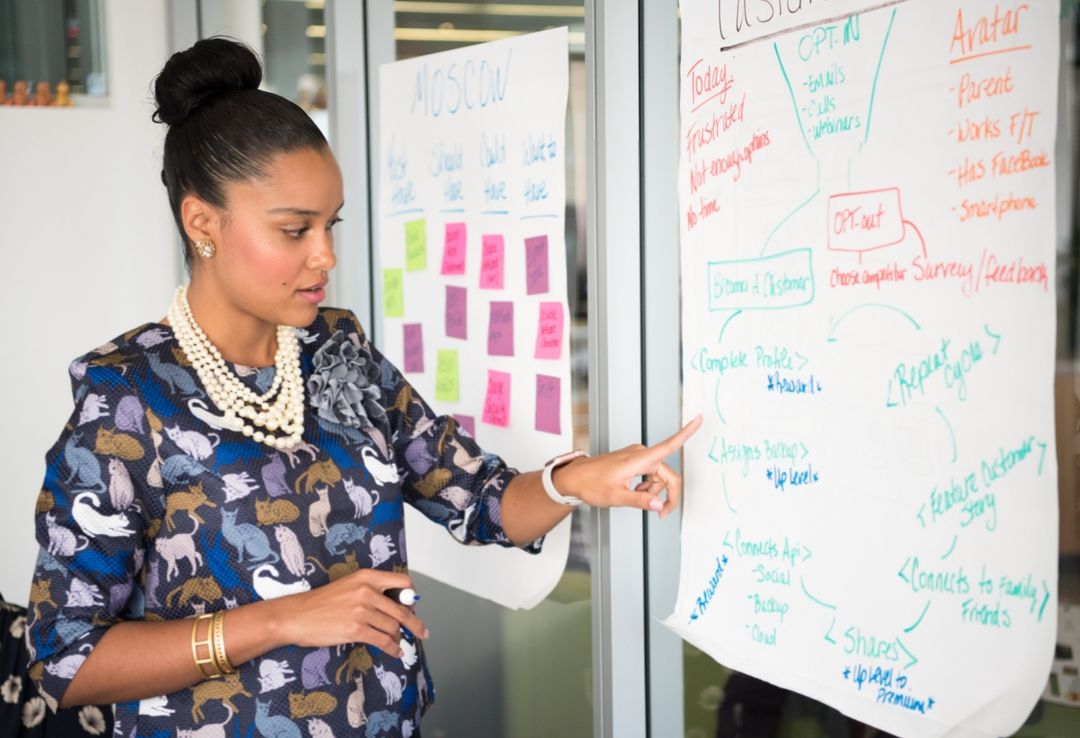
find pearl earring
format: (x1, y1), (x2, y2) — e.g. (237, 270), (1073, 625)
(195, 239), (216, 258)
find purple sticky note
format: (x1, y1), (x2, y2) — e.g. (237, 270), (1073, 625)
(482, 370), (511, 427)
(403, 324), (424, 373)
(487, 301), (514, 356)
(445, 285), (468, 340)
(534, 302), (564, 359)
(535, 375), (561, 435)
(453, 414), (476, 439)
(441, 222), (467, 275)
(525, 235), (550, 295)
(479, 235), (505, 289)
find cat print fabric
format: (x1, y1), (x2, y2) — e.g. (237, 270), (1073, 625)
(25, 308), (538, 737)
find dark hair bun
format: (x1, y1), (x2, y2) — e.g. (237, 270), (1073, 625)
(153, 37), (262, 126)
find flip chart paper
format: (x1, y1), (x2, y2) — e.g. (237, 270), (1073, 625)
(670, 2), (1060, 736)
(377, 28), (573, 609)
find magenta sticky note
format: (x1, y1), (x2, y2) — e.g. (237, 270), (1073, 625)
(482, 370), (511, 427)
(534, 302), (564, 359)
(479, 235), (505, 289)
(525, 235), (550, 295)
(487, 301), (514, 356)
(535, 375), (561, 435)
(445, 285), (468, 340)
(403, 324), (424, 373)
(453, 414), (476, 439)
(441, 222), (467, 275)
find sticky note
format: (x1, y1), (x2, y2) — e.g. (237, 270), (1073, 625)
(441, 222), (467, 275)
(405, 219), (426, 271)
(479, 235), (505, 289)
(487, 301), (515, 356)
(482, 370), (511, 427)
(383, 269), (404, 317)
(403, 324), (424, 373)
(535, 375), (561, 435)
(453, 414), (476, 439)
(534, 302), (564, 359)
(525, 235), (549, 295)
(445, 286), (468, 340)
(435, 350), (459, 403)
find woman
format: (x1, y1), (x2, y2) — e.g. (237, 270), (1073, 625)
(25, 38), (701, 737)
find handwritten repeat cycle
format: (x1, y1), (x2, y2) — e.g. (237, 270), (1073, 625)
(673, 2), (1058, 733)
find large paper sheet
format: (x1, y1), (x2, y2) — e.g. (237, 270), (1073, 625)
(377, 29), (572, 610)
(669, 2), (1060, 735)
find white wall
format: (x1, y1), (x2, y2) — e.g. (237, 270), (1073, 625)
(0, 0), (178, 603)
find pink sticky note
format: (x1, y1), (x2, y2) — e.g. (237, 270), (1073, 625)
(482, 370), (511, 427)
(403, 324), (424, 373)
(534, 302), (564, 359)
(487, 301), (514, 357)
(479, 235), (505, 289)
(525, 235), (550, 295)
(453, 414), (476, 439)
(535, 375), (561, 435)
(441, 222), (467, 275)
(445, 286), (468, 340)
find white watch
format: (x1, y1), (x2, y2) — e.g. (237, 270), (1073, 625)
(542, 450), (589, 506)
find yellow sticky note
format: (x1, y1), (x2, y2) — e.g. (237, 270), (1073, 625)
(383, 269), (404, 317)
(435, 349), (459, 403)
(405, 219), (427, 271)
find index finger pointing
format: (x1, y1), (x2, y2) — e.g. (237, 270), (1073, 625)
(646, 414), (703, 463)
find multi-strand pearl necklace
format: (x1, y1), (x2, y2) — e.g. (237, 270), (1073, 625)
(167, 285), (305, 449)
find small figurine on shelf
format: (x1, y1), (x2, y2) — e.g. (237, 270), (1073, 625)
(31, 81), (53, 106)
(54, 80), (74, 107)
(10, 80), (30, 106)
(0, 80), (7, 105)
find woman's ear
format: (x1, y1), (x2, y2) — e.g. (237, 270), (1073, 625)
(179, 194), (220, 246)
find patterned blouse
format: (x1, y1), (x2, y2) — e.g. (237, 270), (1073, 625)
(25, 307), (539, 738)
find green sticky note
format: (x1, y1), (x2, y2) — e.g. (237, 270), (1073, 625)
(383, 268), (404, 317)
(405, 219), (427, 271)
(435, 349), (459, 403)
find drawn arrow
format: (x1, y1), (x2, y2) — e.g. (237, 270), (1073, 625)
(722, 473), (737, 514)
(714, 377), (727, 425)
(723, 530), (734, 550)
(802, 543), (813, 563)
(719, 310), (743, 344)
(800, 576), (837, 610)
(915, 504), (926, 528)
(1039, 580), (1051, 622)
(897, 557), (912, 583)
(941, 534), (958, 560)
(795, 352), (808, 371)
(984, 323), (1002, 354)
(800, 441), (810, 460)
(1038, 441), (1048, 476)
(903, 600), (931, 634)
(896, 637), (918, 670)
(827, 303), (921, 343)
(824, 616), (838, 645)
(936, 406), (957, 463)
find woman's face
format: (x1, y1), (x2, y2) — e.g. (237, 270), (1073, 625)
(200, 145), (345, 329)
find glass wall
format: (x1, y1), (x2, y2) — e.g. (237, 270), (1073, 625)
(0, 0), (106, 101)
(385, 3), (592, 736)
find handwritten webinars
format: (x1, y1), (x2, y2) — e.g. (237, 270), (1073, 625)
(668, 2), (1058, 737)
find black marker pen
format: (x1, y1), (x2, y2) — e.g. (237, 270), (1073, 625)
(385, 587), (421, 606)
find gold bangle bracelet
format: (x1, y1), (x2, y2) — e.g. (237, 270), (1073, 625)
(190, 613), (220, 680)
(211, 610), (235, 675)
